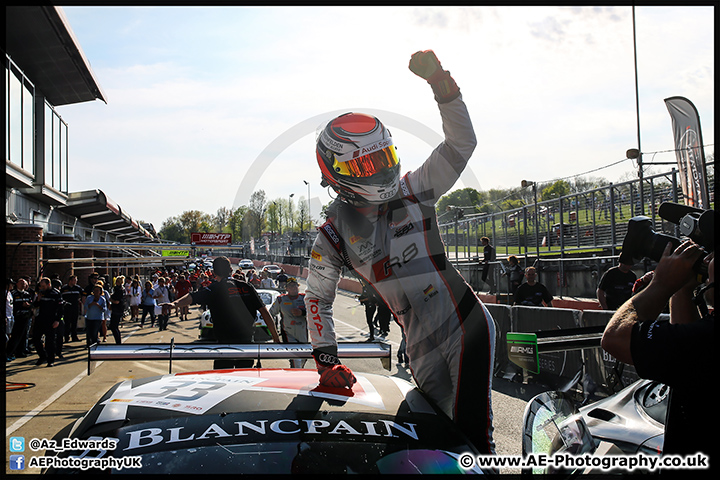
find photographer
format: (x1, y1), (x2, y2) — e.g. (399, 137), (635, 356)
(601, 240), (713, 457)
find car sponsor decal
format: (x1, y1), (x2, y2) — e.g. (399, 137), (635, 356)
(120, 414), (419, 452)
(99, 371), (385, 417)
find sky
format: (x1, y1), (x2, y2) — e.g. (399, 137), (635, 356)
(58, 6), (714, 231)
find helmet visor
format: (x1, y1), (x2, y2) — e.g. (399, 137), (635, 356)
(332, 139), (399, 178)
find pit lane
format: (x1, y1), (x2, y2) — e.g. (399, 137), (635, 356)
(5, 281), (530, 474)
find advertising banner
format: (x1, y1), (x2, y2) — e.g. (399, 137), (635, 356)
(190, 233), (232, 246)
(664, 96), (709, 208)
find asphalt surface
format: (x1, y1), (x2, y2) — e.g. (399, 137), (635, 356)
(5, 280), (541, 475)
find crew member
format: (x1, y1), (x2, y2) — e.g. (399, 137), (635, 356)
(597, 261), (636, 310)
(32, 278), (64, 367)
(268, 277), (308, 368)
(305, 50), (495, 454)
(168, 256), (281, 369)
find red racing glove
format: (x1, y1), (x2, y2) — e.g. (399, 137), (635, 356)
(313, 348), (356, 388)
(409, 50), (460, 103)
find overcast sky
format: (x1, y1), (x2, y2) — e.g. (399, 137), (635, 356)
(58, 6), (714, 230)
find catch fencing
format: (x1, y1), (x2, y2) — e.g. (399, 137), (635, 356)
(439, 168), (714, 298)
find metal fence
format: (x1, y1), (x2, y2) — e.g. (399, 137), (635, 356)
(439, 168), (714, 298)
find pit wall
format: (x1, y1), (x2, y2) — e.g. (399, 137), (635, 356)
(246, 258), (650, 395)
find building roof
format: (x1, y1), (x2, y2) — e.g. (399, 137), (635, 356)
(58, 190), (156, 242)
(4, 5), (107, 106)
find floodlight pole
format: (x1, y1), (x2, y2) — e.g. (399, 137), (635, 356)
(632, 6), (644, 214)
(522, 180), (539, 260)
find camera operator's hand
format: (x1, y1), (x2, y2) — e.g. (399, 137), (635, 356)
(647, 240), (704, 299)
(602, 240), (705, 364)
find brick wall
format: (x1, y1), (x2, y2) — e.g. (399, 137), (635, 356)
(6, 224), (43, 282)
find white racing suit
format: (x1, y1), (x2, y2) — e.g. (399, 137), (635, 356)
(305, 95), (496, 454)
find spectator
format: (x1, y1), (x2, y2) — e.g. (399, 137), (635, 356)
(96, 280), (111, 343)
(174, 274), (192, 321)
(268, 277), (308, 368)
(32, 277), (64, 366)
(60, 275), (83, 343)
(247, 270), (261, 288)
(597, 261), (637, 310)
(153, 277), (171, 331)
(260, 271), (276, 289)
(504, 255), (524, 299)
(7, 278), (34, 361)
(84, 284), (107, 347)
(109, 276), (125, 344)
(127, 278), (142, 322)
(6, 278), (14, 359)
(276, 269), (289, 290)
(140, 281), (156, 328)
(513, 267), (554, 307)
(50, 278), (66, 359)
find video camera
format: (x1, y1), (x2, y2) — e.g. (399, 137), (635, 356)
(619, 202), (715, 279)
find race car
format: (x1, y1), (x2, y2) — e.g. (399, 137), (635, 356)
(522, 379), (666, 474)
(47, 344), (485, 474)
(198, 289), (280, 342)
(238, 259), (254, 270)
(511, 327), (667, 474)
(261, 264), (283, 278)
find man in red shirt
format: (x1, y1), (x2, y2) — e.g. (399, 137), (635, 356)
(174, 274), (192, 321)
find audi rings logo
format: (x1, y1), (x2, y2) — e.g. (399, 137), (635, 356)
(316, 353), (340, 366)
(233, 109), (481, 210)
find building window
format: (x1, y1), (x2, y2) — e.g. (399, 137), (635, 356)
(44, 102), (69, 194)
(5, 55), (35, 176)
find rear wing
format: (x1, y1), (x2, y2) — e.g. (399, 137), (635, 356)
(507, 325), (604, 374)
(88, 339), (392, 375)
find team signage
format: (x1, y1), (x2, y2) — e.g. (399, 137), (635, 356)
(161, 249), (190, 257)
(191, 233), (232, 246)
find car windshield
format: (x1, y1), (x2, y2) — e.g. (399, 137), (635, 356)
(109, 442), (480, 474)
(257, 292), (274, 305)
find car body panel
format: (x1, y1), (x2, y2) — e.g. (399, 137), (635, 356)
(49, 369), (483, 474)
(578, 379), (665, 454)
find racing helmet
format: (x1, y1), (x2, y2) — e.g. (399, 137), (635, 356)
(316, 113), (400, 205)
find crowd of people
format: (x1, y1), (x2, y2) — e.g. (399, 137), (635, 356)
(5, 260), (306, 368)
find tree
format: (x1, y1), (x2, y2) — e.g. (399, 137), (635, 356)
(227, 206), (246, 242)
(541, 180), (571, 201)
(296, 197), (309, 232)
(214, 207), (234, 232)
(436, 187), (484, 215)
(159, 216), (184, 243)
(158, 210), (212, 243)
(245, 190), (267, 240)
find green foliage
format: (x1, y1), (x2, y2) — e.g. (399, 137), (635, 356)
(541, 180), (571, 201)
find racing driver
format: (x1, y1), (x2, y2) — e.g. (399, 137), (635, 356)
(305, 50), (496, 455)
